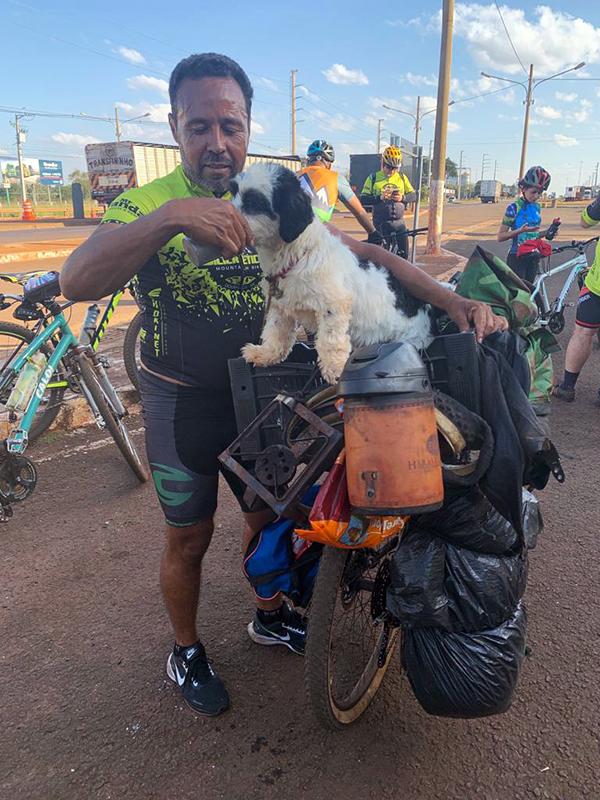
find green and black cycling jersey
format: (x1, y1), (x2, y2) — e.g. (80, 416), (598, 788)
(582, 195), (600, 297)
(101, 164), (264, 390)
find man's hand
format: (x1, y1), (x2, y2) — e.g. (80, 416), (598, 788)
(172, 197), (254, 259)
(444, 293), (508, 343)
(367, 229), (384, 245)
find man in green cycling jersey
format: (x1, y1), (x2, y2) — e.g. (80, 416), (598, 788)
(553, 195), (600, 402)
(360, 145), (417, 258)
(61, 52), (505, 719)
(297, 140), (377, 238)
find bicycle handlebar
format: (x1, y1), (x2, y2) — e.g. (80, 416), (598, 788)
(552, 236), (599, 254)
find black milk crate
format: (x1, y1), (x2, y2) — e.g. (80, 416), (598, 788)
(228, 346), (326, 452)
(423, 332), (481, 416)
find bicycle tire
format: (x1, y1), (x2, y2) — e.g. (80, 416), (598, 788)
(76, 353), (149, 483)
(123, 311), (142, 391)
(0, 321), (66, 441)
(305, 546), (399, 729)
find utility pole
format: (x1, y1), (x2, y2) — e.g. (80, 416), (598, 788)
(595, 162), (599, 188)
(426, 0), (454, 255)
(518, 64), (534, 181)
(11, 114), (28, 205)
(494, 159), (498, 180)
(458, 150), (464, 201)
(578, 160), (583, 185)
(115, 107), (122, 142)
(290, 69), (298, 156)
(414, 96), (421, 148)
(481, 153), (490, 182)
(377, 119), (383, 153)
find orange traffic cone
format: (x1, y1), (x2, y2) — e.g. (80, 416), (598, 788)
(22, 200), (36, 221)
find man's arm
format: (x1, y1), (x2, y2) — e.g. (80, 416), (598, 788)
(60, 197), (253, 301)
(325, 224), (506, 341)
(581, 196), (600, 229)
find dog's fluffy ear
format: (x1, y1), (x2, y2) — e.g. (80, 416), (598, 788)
(272, 167), (314, 243)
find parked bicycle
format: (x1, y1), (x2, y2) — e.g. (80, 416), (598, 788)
(376, 224), (428, 258)
(0, 271), (148, 520)
(530, 236), (600, 334)
(0, 271), (143, 439)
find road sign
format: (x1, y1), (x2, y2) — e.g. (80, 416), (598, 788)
(2, 182), (10, 190)
(38, 159), (64, 186)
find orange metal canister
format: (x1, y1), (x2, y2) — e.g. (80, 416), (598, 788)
(339, 342), (444, 515)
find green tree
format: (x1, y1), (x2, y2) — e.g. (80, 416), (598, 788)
(473, 180), (482, 197)
(68, 169), (90, 199)
(422, 156), (457, 180)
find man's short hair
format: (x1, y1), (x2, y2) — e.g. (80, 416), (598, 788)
(169, 53), (253, 117)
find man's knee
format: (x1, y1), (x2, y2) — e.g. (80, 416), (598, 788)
(165, 519), (214, 566)
(574, 323), (599, 339)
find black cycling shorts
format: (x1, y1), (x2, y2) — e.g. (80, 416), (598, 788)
(139, 369), (252, 527)
(575, 287), (600, 329)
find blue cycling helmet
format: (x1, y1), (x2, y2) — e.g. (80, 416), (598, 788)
(307, 139), (335, 163)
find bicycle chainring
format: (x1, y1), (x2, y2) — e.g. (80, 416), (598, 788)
(0, 454), (37, 504)
(548, 312), (565, 335)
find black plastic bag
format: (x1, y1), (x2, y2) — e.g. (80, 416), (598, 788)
(387, 526), (528, 632)
(415, 487), (519, 555)
(402, 603), (527, 718)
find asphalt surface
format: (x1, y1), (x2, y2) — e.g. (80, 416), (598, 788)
(2, 204), (599, 800)
(0, 225), (98, 244)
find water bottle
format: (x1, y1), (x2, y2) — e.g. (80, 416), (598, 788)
(182, 238), (223, 267)
(546, 218), (561, 241)
(78, 303), (101, 345)
(6, 352), (48, 413)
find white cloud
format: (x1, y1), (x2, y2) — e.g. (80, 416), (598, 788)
(536, 105), (562, 120)
(498, 89), (516, 105)
(447, 121), (462, 132)
(403, 72), (438, 87)
(554, 133), (580, 148)
(556, 92), (578, 103)
(126, 74), (169, 97)
(414, 5), (600, 77)
(305, 106), (356, 133)
(298, 85), (321, 103)
(573, 99), (592, 123)
(251, 120), (265, 135)
(117, 46), (146, 65)
(322, 63), (369, 86)
(255, 77), (280, 93)
(51, 132), (101, 146)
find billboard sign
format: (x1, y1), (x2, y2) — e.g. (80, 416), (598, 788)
(0, 158), (39, 182)
(39, 159), (64, 186)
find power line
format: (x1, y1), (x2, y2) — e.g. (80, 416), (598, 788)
(494, 1), (529, 77)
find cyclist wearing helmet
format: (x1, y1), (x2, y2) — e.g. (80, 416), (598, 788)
(553, 194), (600, 402)
(297, 140), (377, 236)
(497, 165), (551, 282)
(360, 145), (417, 258)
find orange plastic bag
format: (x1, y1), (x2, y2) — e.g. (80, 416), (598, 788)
(295, 451), (408, 549)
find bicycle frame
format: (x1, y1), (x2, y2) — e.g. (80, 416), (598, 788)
(530, 253), (588, 317)
(90, 287), (127, 351)
(0, 312), (77, 454)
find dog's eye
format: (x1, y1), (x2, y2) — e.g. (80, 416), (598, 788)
(229, 179), (239, 197)
(241, 189), (276, 219)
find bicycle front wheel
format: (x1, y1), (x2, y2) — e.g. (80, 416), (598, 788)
(76, 354), (149, 483)
(123, 311), (142, 391)
(0, 322), (67, 441)
(305, 544), (400, 729)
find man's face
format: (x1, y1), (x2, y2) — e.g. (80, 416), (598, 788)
(382, 162), (397, 176)
(169, 76), (249, 194)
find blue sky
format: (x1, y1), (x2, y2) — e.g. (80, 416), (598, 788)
(2, 0), (600, 192)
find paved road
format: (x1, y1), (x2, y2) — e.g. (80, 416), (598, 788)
(2, 205), (599, 800)
(0, 226), (98, 244)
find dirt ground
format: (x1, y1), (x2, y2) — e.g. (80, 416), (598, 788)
(1, 231), (599, 800)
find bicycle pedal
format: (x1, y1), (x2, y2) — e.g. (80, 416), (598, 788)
(97, 356), (110, 368)
(565, 302), (574, 308)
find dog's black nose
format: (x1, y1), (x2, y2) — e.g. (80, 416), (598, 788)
(229, 179), (239, 197)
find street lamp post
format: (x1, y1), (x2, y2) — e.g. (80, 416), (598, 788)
(383, 98), (455, 150)
(481, 61), (585, 180)
(81, 110), (151, 141)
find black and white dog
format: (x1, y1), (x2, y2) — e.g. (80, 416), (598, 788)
(231, 162), (436, 383)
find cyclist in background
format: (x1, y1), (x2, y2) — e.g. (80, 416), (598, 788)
(553, 194), (600, 402)
(297, 140), (377, 238)
(360, 145), (416, 258)
(497, 165), (551, 282)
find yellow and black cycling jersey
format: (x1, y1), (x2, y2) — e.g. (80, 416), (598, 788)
(360, 170), (415, 224)
(101, 164), (264, 389)
(583, 196), (600, 296)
